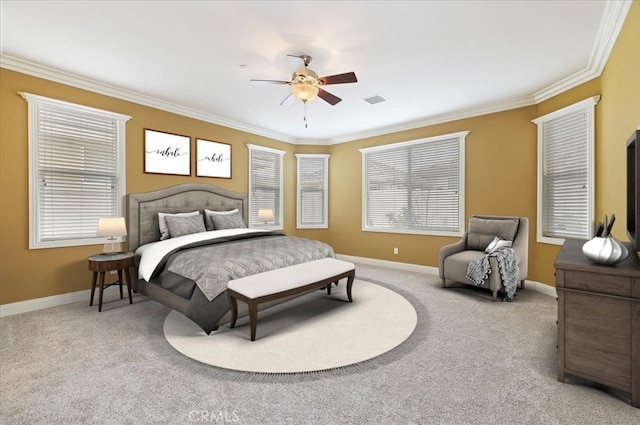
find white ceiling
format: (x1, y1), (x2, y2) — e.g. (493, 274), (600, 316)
(0, 1), (631, 144)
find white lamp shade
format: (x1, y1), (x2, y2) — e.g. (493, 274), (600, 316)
(96, 217), (127, 238)
(257, 209), (275, 223)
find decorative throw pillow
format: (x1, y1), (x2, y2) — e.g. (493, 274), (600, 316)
(204, 208), (240, 231)
(209, 210), (247, 230)
(164, 214), (206, 238)
(467, 217), (519, 251)
(158, 211), (200, 240)
(484, 236), (513, 253)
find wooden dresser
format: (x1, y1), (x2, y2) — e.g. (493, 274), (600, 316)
(554, 238), (639, 408)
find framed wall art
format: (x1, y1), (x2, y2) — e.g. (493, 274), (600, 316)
(144, 129), (191, 176)
(196, 138), (232, 178)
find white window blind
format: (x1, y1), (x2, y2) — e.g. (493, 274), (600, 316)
(296, 154), (329, 229)
(21, 93), (130, 249)
(534, 96), (598, 244)
(360, 132), (467, 236)
(247, 144), (284, 229)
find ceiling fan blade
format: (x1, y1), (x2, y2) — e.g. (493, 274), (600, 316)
(280, 93), (295, 106)
(250, 79), (290, 84)
(317, 88), (342, 105)
(319, 72), (357, 85)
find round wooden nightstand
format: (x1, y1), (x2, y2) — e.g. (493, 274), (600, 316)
(88, 252), (134, 312)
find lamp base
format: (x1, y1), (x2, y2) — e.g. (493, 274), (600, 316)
(102, 242), (123, 255)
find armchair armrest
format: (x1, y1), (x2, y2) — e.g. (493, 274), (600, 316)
(438, 235), (467, 278)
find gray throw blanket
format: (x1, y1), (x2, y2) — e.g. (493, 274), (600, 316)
(466, 247), (519, 301)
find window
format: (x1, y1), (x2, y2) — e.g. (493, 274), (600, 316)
(21, 93), (130, 249)
(360, 131), (467, 236)
(296, 154), (329, 229)
(247, 144), (285, 229)
(533, 96), (599, 244)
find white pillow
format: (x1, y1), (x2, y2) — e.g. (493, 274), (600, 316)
(485, 236), (512, 253)
(204, 208), (240, 230)
(158, 211), (200, 240)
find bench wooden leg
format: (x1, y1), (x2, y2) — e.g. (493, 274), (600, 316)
(346, 272), (355, 302)
(492, 289), (498, 301)
(248, 301), (258, 341)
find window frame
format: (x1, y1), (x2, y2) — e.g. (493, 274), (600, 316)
(296, 153), (330, 229)
(246, 144), (285, 230)
(21, 92), (130, 249)
(360, 131), (467, 237)
(533, 96), (599, 245)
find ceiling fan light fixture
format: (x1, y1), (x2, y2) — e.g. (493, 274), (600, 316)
(251, 54), (356, 109)
(291, 82), (319, 102)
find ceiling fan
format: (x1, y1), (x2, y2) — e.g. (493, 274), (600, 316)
(251, 54), (358, 107)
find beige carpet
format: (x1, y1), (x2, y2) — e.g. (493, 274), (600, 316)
(3, 263), (639, 424)
(163, 279), (417, 373)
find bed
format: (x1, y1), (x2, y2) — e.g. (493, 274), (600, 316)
(127, 183), (336, 334)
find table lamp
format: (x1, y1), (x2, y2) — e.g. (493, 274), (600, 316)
(96, 217), (127, 254)
(257, 209), (274, 224)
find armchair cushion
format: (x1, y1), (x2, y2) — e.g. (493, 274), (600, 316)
(443, 250), (487, 285)
(467, 217), (519, 251)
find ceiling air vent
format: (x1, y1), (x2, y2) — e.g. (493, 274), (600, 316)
(364, 94), (387, 105)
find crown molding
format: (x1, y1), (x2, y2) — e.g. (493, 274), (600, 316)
(533, 0), (632, 103)
(3, 54), (537, 146)
(0, 54), (297, 144)
(324, 96), (537, 145)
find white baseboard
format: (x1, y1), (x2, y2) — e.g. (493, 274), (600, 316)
(0, 289), (91, 318)
(336, 254), (440, 275)
(336, 253), (557, 298)
(523, 280), (558, 298)
(1, 255), (557, 318)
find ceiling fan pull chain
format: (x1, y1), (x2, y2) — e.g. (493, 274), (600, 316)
(304, 101), (309, 128)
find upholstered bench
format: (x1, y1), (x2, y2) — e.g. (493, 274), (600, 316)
(226, 258), (356, 341)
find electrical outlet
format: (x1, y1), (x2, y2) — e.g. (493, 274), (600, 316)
(393, 247), (399, 255)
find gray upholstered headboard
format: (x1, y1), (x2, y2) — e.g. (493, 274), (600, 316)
(126, 183), (248, 252)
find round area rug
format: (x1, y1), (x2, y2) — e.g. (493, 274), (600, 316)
(163, 279), (417, 373)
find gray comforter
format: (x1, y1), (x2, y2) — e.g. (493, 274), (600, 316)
(166, 232), (336, 301)
(149, 231), (335, 334)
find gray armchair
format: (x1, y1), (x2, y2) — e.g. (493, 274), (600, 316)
(439, 215), (528, 301)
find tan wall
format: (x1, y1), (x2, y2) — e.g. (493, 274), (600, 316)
(327, 106), (539, 273)
(1, 1), (638, 304)
(0, 69), (328, 304)
(598, 0), (640, 239)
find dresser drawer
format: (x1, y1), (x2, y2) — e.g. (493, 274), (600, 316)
(563, 270), (633, 297)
